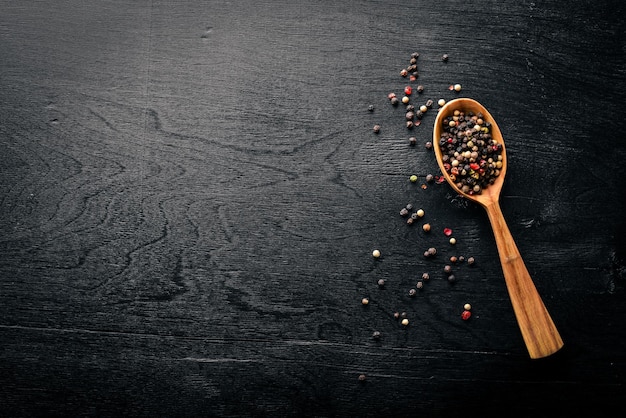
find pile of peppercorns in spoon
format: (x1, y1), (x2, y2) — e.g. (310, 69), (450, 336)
(437, 109), (504, 195)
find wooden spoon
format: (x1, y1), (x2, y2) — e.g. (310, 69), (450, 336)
(432, 98), (563, 359)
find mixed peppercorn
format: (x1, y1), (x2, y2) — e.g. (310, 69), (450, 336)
(360, 50), (487, 382)
(438, 110), (503, 195)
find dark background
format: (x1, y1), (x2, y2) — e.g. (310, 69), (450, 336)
(1, 0), (625, 416)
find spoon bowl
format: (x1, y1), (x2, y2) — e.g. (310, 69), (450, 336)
(433, 98), (563, 359)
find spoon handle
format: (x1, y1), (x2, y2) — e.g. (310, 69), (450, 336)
(484, 201), (564, 359)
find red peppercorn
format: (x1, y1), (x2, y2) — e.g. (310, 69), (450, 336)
(461, 310), (471, 320)
(404, 86), (412, 95)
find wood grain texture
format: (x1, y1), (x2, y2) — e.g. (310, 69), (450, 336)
(1, 0), (625, 416)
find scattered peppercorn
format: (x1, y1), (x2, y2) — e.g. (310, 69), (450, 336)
(443, 265), (452, 274)
(467, 257), (475, 265)
(361, 297), (369, 305)
(404, 86), (413, 95)
(422, 223), (431, 232)
(425, 173), (434, 182)
(464, 303), (472, 311)
(461, 310), (471, 320)
(422, 272), (430, 281)
(372, 331), (381, 340)
(377, 278), (386, 287)
(368, 104), (374, 112)
(372, 249), (381, 258)
(447, 274), (456, 283)
(400, 207), (409, 217)
(450, 256), (458, 263)
(358, 374), (367, 382)
(416, 281), (424, 290)
(393, 311), (400, 319)
(454, 84), (462, 92)
(438, 98), (446, 107)
(442, 54), (449, 62)
(390, 97), (399, 106)
(373, 124), (380, 133)
(400, 69), (408, 77)
(410, 175), (418, 183)
(416, 209), (425, 217)
(402, 96), (410, 104)
(449, 237), (457, 245)
(409, 136), (417, 146)
(424, 141), (433, 150)
(409, 288), (416, 297)
(428, 247), (437, 256)
(401, 318), (409, 326)
(416, 85), (424, 93)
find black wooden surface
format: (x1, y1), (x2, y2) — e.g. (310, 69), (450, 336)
(1, 1), (625, 416)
